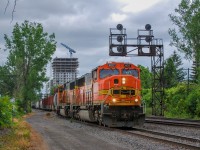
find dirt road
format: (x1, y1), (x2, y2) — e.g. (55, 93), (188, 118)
(26, 110), (128, 150)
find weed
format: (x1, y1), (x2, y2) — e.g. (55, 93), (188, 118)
(0, 118), (31, 150)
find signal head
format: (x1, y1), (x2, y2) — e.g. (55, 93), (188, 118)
(145, 24), (151, 30)
(117, 46), (124, 52)
(117, 35), (123, 42)
(145, 36), (152, 42)
(116, 24), (123, 30)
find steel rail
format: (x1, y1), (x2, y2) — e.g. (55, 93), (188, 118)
(145, 117), (200, 128)
(146, 116), (200, 123)
(124, 128), (200, 150)
(131, 128), (200, 144)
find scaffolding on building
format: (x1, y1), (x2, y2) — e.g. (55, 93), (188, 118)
(51, 57), (79, 86)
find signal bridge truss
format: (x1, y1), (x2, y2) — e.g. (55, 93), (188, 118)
(109, 24), (164, 116)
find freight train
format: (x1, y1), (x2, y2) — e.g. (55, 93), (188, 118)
(35, 62), (145, 127)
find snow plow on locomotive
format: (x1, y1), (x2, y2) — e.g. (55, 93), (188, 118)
(37, 62), (145, 127)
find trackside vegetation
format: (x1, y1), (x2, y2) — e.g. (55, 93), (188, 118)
(0, 96), (13, 128)
(0, 96), (33, 149)
(0, 117), (32, 150)
(143, 83), (200, 119)
(165, 84), (200, 119)
(140, 51), (200, 119)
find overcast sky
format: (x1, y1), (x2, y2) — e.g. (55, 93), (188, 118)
(0, 0), (191, 78)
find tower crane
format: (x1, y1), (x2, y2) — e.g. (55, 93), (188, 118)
(60, 43), (76, 58)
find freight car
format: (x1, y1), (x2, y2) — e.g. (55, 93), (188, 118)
(38, 62), (145, 127)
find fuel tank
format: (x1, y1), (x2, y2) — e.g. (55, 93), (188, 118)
(78, 110), (95, 122)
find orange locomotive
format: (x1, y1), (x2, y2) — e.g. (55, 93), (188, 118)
(51, 62), (145, 127)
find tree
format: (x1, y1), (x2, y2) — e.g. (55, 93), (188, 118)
(138, 65), (152, 89)
(0, 65), (15, 96)
(191, 60), (200, 83)
(169, 0), (200, 83)
(4, 20), (56, 113)
(164, 51), (186, 88)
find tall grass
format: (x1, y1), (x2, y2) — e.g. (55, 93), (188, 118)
(0, 118), (31, 150)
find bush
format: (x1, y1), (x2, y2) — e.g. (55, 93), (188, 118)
(141, 83), (200, 119)
(142, 89), (152, 116)
(164, 83), (200, 119)
(185, 85), (200, 118)
(0, 96), (13, 128)
(142, 89), (152, 106)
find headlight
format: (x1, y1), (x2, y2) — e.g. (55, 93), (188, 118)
(112, 98), (116, 102)
(135, 98), (138, 102)
(122, 77), (126, 84)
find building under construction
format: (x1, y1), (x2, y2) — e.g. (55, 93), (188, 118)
(52, 57), (79, 85)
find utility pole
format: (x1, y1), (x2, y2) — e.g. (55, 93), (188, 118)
(183, 68), (192, 94)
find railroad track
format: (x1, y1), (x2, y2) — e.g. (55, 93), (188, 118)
(72, 120), (200, 149)
(126, 128), (200, 150)
(145, 117), (200, 128)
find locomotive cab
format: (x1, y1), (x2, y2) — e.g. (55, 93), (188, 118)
(94, 62), (145, 127)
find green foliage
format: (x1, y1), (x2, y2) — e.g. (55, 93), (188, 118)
(169, 0), (200, 83)
(164, 83), (200, 119)
(0, 96), (13, 128)
(164, 51), (185, 88)
(142, 88), (152, 116)
(185, 86), (200, 117)
(4, 20), (56, 113)
(141, 75), (200, 119)
(15, 99), (28, 115)
(138, 65), (152, 89)
(50, 85), (59, 95)
(0, 65), (15, 96)
(142, 89), (151, 106)
(164, 58), (177, 87)
(138, 65), (153, 116)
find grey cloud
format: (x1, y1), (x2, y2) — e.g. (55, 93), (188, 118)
(13, 0), (122, 21)
(1, 0), (189, 77)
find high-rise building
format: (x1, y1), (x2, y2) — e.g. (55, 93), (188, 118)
(52, 57), (79, 85)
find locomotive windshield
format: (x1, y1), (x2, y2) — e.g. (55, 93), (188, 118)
(100, 69), (119, 78)
(122, 69), (139, 78)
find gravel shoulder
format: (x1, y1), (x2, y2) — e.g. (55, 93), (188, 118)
(28, 125), (49, 150)
(26, 110), (128, 150)
(26, 110), (190, 150)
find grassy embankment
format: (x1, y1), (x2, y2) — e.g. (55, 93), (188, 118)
(0, 116), (33, 150)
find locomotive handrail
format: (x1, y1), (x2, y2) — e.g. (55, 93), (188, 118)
(100, 89), (112, 117)
(142, 100), (146, 114)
